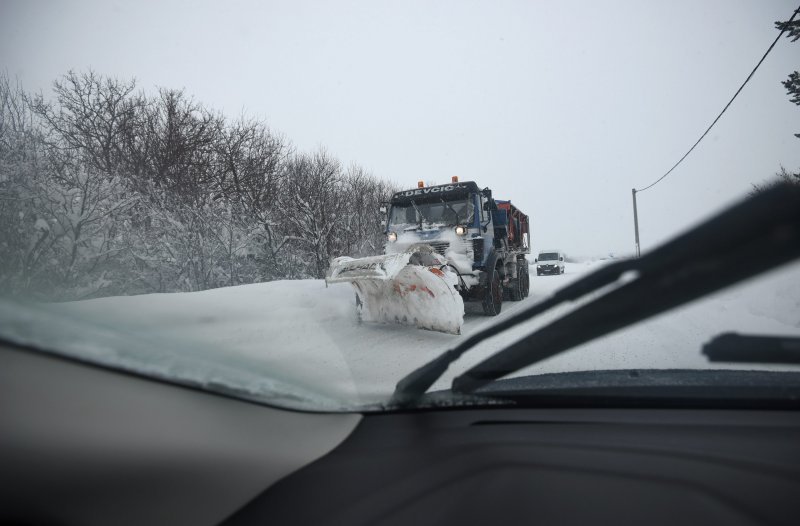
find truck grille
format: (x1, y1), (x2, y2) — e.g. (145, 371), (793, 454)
(472, 239), (484, 262)
(427, 241), (449, 255)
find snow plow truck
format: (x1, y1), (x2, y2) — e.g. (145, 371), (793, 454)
(326, 178), (530, 334)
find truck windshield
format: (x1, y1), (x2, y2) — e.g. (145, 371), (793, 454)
(390, 199), (473, 227)
(538, 253), (559, 261)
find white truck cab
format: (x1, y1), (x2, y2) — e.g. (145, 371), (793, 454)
(535, 250), (565, 276)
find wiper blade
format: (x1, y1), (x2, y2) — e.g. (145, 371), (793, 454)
(409, 200), (429, 228)
(392, 259), (638, 402)
(451, 184), (800, 394)
(391, 184), (800, 404)
(703, 332), (800, 365)
(441, 198), (461, 225)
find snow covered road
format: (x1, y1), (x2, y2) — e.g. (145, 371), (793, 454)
(44, 260), (800, 407)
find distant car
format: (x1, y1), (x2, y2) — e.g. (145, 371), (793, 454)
(535, 250), (565, 275)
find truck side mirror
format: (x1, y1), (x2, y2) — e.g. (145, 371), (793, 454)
(534, 258), (538, 263)
(559, 256), (564, 261)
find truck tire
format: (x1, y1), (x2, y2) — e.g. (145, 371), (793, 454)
(508, 266), (523, 301)
(520, 263), (530, 298)
(482, 269), (503, 316)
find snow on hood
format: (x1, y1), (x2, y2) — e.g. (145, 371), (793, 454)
(0, 283), (365, 412)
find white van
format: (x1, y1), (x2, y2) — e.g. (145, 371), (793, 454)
(535, 250), (565, 275)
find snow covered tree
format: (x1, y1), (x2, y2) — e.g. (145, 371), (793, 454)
(27, 165), (135, 299)
(213, 117), (294, 281)
(1, 69), (399, 297)
(338, 163), (397, 258)
(0, 74), (137, 299)
(279, 148), (345, 278)
(0, 73), (47, 296)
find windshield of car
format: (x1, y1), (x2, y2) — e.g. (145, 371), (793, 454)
(389, 199), (472, 228)
(1, 1), (799, 413)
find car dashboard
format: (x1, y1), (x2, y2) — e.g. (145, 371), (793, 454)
(2, 343), (799, 526)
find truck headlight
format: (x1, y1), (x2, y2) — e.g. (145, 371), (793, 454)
(454, 225), (467, 236)
(387, 232), (397, 242)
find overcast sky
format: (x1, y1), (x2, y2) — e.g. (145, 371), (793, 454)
(2, 0), (799, 256)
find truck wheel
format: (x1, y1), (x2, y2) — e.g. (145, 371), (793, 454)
(521, 264), (530, 298)
(508, 267), (523, 301)
(482, 269), (502, 316)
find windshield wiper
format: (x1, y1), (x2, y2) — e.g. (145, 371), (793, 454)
(703, 333), (800, 365)
(409, 200), (428, 229)
(441, 199), (461, 225)
(391, 184), (800, 405)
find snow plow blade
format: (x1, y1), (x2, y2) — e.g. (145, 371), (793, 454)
(327, 250), (464, 335)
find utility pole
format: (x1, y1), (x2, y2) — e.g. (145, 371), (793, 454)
(631, 188), (641, 258)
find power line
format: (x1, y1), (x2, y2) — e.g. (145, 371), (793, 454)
(636, 5), (800, 193)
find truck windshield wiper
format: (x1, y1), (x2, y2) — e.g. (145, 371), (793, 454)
(409, 200), (429, 228)
(703, 333), (800, 365)
(391, 184), (800, 405)
(441, 199), (460, 225)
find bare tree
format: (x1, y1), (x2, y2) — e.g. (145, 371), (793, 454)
(28, 70), (142, 174)
(134, 88), (222, 203)
(751, 165), (800, 195)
